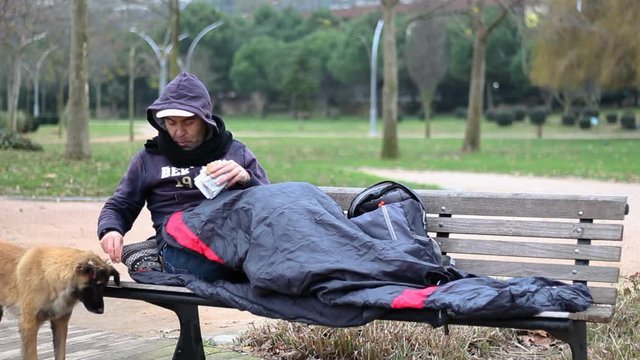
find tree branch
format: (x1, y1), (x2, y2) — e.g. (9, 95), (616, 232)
(404, 0), (461, 25)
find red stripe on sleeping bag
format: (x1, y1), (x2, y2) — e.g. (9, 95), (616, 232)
(390, 286), (438, 309)
(165, 211), (224, 264)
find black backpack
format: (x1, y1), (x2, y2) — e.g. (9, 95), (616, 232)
(347, 180), (424, 219)
(347, 180), (444, 265)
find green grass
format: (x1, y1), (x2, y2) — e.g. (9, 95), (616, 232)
(1, 115), (638, 197)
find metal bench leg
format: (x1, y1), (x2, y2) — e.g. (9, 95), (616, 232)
(547, 321), (587, 360)
(151, 301), (205, 360)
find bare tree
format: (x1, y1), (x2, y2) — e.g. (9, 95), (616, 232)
(0, 1), (49, 132)
(380, 0), (399, 159)
(66, 0), (90, 159)
(405, 16), (448, 138)
(461, 0), (517, 153)
(169, 0), (180, 78)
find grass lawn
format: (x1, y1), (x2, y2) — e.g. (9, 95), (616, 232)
(1, 114), (638, 197)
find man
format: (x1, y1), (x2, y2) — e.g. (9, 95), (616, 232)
(98, 72), (269, 282)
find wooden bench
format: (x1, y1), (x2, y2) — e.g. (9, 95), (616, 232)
(105, 186), (629, 360)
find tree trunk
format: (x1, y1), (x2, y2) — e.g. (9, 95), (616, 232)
(66, 0), (91, 160)
(251, 92), (267, 118)
(462, 0), (488, 153)
(485, 80), (494, 110)
(169, 0), (180, 78)
(420, 90), (433, 138)
(57, 76), (65, 138)
(5, 74), (10, 112)
(95, 80), (102, 119)
(9, 51), (23, 132)
(380, 0), (399, 159)
(128, 46), (136, 142)
(561, 90), (574, 115)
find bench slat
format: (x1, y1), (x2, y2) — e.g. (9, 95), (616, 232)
(537, 304), (614, 323)
(588, 287), (617, 305)
(452, 259), (620, 283)
(438, 237), (622, 261)
(322, 187), (629, 220)
(423, 195), (628, 220)
(428, 217), (623, 240)
(110, 280), (194, 294)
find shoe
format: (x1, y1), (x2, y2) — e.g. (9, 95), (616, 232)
(121, 238), (161, 272)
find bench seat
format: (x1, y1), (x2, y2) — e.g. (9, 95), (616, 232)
(105, 186), (629, 360)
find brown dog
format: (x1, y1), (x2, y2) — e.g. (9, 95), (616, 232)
(0, 240), (120, 360)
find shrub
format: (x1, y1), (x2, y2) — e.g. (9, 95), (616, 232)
(0, 129), (43, 151)
(620, 112), (637, 130)
(484, 109), (498, 122)
(494, 109), (514, 127)
(561, 114), (576, 126)
(528, 107), (548, 126)
(454, 107), (467, 119)
(606, 113), (618, 124)
(512, 105), (527, 121)
(578, 116), (592, 129)
(35, 114), (60, 125)
(0, 111), (37, 133)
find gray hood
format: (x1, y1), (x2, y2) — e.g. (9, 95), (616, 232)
(146, 72), (218, 133)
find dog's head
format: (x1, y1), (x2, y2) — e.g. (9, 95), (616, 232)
(75, 257), (120, 314)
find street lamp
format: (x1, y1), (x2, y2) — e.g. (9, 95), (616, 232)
(34, 45), (57, 117)
(130, 28), (188, 96)
(369, 19), (384, 137)
(132, 20), (223, 96)
(185, 20), (224, 71)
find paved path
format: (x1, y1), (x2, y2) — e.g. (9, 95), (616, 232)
(360, 168), (639, 275)
(0, 311), (257, 360)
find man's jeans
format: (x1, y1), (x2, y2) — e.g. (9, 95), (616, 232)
(160, 244), (237, 283)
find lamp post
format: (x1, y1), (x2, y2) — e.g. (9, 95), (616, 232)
(185, 20), (224, 71)
(34, 45), (57, 117)
(369, 19), (384, 137)
(132, 20), (223, 96)
(130, 28), (187, 96)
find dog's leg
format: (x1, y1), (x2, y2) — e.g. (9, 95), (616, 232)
(51, 314), (71, 360)
(0, 305), (3, 322)
(19, 311), (43, 360)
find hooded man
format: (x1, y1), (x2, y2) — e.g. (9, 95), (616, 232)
(97, 72), (269, 282)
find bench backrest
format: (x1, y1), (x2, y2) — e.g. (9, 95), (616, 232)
(322, 187), (629, 308)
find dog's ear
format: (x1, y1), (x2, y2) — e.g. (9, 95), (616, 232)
(76, 259), (97, 280)
(109, 266), (120, 286)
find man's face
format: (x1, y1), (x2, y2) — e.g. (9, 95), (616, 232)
(164, 115), (207, 150)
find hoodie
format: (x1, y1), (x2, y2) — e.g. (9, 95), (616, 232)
(97, 73), (270, 241)
(146, 72), (218, 133)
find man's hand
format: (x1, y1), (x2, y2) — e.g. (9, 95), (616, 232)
(206, 160), (250, 188)
(100, 231), (124, 263)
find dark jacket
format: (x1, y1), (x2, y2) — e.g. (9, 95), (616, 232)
(98, 73), (269, 240)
